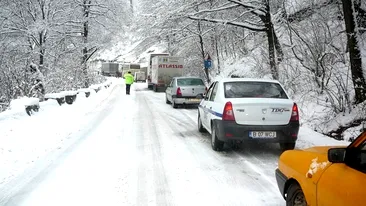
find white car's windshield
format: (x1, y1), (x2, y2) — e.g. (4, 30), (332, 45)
(177, 78), (205, 86)
(224, 82), (288, 99)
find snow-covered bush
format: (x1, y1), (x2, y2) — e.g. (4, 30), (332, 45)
(10, 97), (40, 116)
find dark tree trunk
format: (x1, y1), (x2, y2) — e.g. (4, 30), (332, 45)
(197, 20), (210, 83)
(38, 1), (46, 76)
(273, 30), (283, 62)
(82, 0), (91, 88)
(215, 32), (221, 74)
(36, 1), (46, 96)
(39, 32), (44, 71)
(263, 1), (279, 80)
(341, 0), (366, 103)
(38, 33), (45, 95)
(130, 0), (133, 14)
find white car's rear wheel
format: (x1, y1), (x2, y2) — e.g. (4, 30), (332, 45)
(211, 123), (224, 151)
(165, 94), (171, 104)
(172, 99), (178, 109)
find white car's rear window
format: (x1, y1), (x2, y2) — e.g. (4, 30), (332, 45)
(177, 78), (204, 86)
(224, 82), (288, 99)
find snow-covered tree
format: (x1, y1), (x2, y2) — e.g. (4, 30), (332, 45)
(0, 0), (130, 108)
(341, 0), (366, 104)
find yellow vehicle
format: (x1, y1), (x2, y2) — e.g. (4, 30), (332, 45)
(275, 131), (366, 206)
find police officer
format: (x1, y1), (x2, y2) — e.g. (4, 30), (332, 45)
(124, 71), (134, 95)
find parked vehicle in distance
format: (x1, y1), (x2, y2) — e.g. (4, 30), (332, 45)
(275, 131), (366, 206)
(101, 62), (122, 77)
(134, 71), (146, 82)
(121, 63), (141, 78)
(197, 78), (300, 151)
(165, 77), (206, 108)
(141, 66), (147, 79)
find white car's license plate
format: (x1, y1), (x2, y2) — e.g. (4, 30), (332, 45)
(249, 131), (276, 138)
(189, 98), (201, 102)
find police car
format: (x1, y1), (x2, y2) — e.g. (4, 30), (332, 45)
(197, 78), (300, 151)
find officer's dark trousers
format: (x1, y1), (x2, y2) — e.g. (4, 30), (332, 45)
(126, 84), (131, 95)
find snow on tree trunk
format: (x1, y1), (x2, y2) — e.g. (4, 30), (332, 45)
(263, 2), (279, 80)
(341, 0), (366, 103)
(28, 63), (45, 99)
(82, 0), (91, 88)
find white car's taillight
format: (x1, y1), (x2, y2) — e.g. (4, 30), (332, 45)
(222, 102), (235, 121)
(176, 87), (182, 97)
(290, 103), (299, 122)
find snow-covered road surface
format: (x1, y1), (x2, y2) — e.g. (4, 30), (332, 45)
(1, 82), (311, 205)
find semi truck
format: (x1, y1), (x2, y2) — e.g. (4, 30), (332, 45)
(101, 62), (122, 77)
(147, 53), (169, 89)
(151, 56), (184, 92)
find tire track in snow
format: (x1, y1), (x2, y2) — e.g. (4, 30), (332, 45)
(136, 93), (173, 206)
(141, 94), (225, 205)
(143, 92), (284, 205)
(166, 116), (282, 204)
(166, 101), (281, 174)
(177, 106), (281, 189)
(162, 115), (281, 204)
(135, 94), (148, 206)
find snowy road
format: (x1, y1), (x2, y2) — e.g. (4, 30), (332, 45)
(1, 83), (285, 206)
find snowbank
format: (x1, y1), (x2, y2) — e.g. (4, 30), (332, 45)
(61, 91), (78, 96)
(0, 79), (117, 187)
(90, 84), (102, 90)
(45, 93), (64, 99)
(296, 126), (350, 149)
(10, 97), (39, 109)
(78, 88), (93, 93)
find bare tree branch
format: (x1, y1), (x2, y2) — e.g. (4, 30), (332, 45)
(188, 16), (266, 32)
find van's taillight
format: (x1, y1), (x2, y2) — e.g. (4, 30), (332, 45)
(290, 103), (299, 121)
(177, 87), (182, 97)
(223, 102), (235, 121)
(205, 87), (208, 91)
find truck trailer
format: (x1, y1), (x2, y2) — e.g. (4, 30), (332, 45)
(101, 62), (122, 77)
(151, 56), (184, 92)
(147, 53), (169, 89)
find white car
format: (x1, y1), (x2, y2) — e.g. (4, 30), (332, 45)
(197, 78), (300, 151)
(165, 77), (206, 108)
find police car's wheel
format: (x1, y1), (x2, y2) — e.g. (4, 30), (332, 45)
(172, 99), (178, 109)
(211, 123), (224, 151)
(166, 94), (171, 104)
(198, 113), (205, 133)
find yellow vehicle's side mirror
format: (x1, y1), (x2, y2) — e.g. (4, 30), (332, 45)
(328, 148), (346, 163)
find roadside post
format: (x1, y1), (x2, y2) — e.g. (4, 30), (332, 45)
(204, 54), (212, 84)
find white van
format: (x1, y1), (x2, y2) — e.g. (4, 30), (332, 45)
(134, 72), (146, 82)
